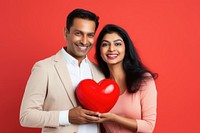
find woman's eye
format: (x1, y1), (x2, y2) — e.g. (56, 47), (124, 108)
(115, 43), (121, 46)
(101, 43), (108, 47)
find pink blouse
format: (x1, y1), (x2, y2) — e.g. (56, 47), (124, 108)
(103, 78), (157, 133)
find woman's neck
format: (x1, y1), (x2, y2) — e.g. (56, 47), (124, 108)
(108, 64), (127, 95)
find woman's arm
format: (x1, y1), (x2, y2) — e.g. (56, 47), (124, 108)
(98, 112), (138, 132)
(97, 78), (157, 132)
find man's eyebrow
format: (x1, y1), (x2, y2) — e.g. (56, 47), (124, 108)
(88, 32), (95, 35)
(73, 30), (82, 33)
(73, 29), (95, 34)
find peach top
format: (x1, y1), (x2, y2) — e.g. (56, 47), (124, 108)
(103, 78), (157, 133)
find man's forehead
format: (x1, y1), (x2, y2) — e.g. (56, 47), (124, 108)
(72, 18), (95, 27)
(70, 18), (96, 33)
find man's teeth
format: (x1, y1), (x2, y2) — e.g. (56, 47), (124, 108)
(78, 46), (87, 50)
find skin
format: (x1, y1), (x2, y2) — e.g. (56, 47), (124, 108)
(65, 18), (100, 124)
(69, 106), (100, 124)
(100, 32), (127, 95)
(100, 32), (125, 66)
(64, 18), (96, 66)
(97, 32), (138, 132)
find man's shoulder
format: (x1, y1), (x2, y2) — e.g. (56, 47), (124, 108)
(88, 60), (99, 69)
(34, 49), (63, 66)
(35, 55), (56, 66)
(88, 60), (105, 81)
(32, 49), (64, 71)
(88, 60), (104, 74)
(88, 60), (98, 66)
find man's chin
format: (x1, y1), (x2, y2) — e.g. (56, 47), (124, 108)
(76, 52), (88, 58)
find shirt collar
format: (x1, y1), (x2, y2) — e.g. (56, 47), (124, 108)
(61, 48), (89, 65)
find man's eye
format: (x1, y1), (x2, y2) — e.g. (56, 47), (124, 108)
(74, 32), (81, 36)
(88, 34), (94, 38)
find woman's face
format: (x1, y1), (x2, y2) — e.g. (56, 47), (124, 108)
(100, 32), (125, 65)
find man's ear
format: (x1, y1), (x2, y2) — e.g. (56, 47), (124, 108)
(64, 27), (68, 40)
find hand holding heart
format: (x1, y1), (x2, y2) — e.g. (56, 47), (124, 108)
(76, 79), (120, 113)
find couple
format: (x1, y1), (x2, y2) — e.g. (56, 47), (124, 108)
(20, 8), (157, 133)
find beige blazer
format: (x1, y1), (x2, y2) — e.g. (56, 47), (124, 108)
(20, 49), (105, 133)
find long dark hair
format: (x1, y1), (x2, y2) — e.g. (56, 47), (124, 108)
(95, 24), (157, 93)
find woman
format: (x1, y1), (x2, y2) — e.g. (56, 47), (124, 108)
(95, 24), (157, 133)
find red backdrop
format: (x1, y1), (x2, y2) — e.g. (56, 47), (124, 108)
(1, 0), (200, 132)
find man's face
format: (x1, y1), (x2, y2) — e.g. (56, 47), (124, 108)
(65, 18), (96, 62)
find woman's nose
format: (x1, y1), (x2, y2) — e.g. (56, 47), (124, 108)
(109, 44), (115, 51)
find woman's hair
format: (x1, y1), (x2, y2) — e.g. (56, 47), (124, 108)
(95, 24), (157, 93)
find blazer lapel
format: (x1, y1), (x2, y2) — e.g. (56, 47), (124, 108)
(89, 61), (104, 82)
(53, 50), (77, 107)
(89, 62), (97, 81)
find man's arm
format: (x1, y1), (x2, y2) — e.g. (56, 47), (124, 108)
(20, 63), (60, 128)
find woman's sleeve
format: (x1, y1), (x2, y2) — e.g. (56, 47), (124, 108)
(136, 78), (157, 132)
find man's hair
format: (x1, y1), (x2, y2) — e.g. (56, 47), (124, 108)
(66, 8), (99, 32)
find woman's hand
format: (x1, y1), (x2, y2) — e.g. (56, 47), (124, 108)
(97, 112), (116, 122)
(97, 112), (138, 132)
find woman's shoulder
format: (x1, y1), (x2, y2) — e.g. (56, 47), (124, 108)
(139, 72), (157, 92)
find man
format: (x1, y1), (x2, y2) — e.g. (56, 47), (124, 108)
(20, 8), (104, 133)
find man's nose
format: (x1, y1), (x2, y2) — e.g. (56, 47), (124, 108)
(80, 36), (87, 45)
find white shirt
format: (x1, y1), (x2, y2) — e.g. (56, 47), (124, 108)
(59, 48), (97, 133)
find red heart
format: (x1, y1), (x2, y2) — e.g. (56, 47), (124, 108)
(76, 79), (120, 113)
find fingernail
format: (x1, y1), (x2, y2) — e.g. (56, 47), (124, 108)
(98, 112), (101, 117)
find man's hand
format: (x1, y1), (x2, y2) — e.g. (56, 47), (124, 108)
(69, 106), (100, 124)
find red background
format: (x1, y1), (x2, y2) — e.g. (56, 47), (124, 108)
(1, 0), (200, 132)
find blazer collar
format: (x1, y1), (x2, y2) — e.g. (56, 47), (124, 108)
(53, 48), (103, 107)
(53, 49), (77, 107)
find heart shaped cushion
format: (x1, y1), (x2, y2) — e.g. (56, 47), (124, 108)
(76, 79), (120, 113)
